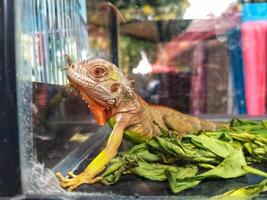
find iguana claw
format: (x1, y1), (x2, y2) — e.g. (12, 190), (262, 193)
(56, 172), (103, 191)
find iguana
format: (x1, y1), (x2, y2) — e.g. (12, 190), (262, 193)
(56, 58), (223, 191)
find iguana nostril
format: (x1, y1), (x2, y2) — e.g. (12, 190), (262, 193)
(111, 83), (120, 92)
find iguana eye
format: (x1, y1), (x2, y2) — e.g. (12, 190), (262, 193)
(92, 66), (107, 78)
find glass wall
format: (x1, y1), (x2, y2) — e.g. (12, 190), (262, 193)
(14, 0), (267, 197)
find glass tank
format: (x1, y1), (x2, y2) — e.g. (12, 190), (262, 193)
(4, 0), (267, 198)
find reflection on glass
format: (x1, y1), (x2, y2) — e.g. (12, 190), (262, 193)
(116, 1), (240, 116)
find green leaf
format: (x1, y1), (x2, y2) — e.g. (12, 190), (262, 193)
(166, 149), (247, 193)
(101, 163), (125, 185)
(153, 136), (219, 163)
(211, 179), (267, 200)
(131, 162), (194, 181)
(101, 158), (124, 177)
(188, 135), (235, 158)
(197, 149), (246, 179)
(197, 163), (215, 169)
(166, 170), (201, 194)
(135, 150), (161, 162)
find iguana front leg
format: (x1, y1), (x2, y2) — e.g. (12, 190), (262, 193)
(56, 114), (129, 191)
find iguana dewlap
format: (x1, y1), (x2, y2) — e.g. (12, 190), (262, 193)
(56, 58), (223, 191)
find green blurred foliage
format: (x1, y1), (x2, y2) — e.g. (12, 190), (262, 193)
(110, 0), (190, 21)
(109, 0), (188, 10)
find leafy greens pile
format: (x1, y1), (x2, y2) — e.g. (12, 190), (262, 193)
(101, 118), (267, 198)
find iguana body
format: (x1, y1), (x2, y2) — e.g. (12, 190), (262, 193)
(109, 95), (220, 143)
(56, 58), (222, 191)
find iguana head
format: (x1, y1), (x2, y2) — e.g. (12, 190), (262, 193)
(67, 58), (135, 126)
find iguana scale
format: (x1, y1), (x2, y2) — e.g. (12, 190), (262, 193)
(56, 58), (223, 191)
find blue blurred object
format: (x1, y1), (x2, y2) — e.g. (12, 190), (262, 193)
(242, 3), (267, 22)
(227, 28), (246, 114)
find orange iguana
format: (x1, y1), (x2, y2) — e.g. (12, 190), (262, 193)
(56, 58), (223, 191)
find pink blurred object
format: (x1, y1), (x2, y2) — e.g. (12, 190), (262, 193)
(242, 21), (267, 115)
(190, 43), (206, 115)
(151, 64), (178, 74)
